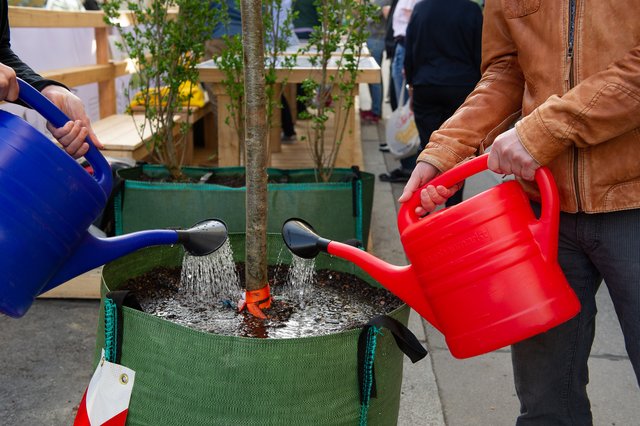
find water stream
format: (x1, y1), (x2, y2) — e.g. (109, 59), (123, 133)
(280, 254), (316, 306)
(180, 240), (242, 303)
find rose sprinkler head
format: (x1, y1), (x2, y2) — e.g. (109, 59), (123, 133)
(281, 218), (330, 259)
(176, 219), (228, 256)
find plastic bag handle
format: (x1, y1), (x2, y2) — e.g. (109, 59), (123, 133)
(16, 78), (113, 196)
(396, 154), (559, 260)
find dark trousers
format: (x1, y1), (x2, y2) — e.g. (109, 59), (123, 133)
(513, 206), (640, 425)
(412, 84), (475, 206)
(281, 95), (295, 137)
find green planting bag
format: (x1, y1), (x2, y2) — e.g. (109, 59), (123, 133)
(114, 166), (374, 247)
(96, 235), (416, 426)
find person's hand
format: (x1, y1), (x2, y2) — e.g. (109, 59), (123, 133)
(487, 127), (539, 181)
(0, 63), (19, 101)
(39, 84), (104, 158)
(399, 161), (465, 215)
(398, 161), (461, 216)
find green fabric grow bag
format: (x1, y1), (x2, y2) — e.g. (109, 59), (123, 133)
(114, 166), (374, 247)
(96, 234), (409, 426)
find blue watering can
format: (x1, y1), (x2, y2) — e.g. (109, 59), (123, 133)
(0, 79), (228, 318)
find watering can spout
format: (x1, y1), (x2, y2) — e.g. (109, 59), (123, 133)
(281, 219), (440, 329)
(41, 219), (228, 295)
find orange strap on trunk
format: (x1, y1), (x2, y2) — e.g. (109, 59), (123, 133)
(238, 284), (272, 319)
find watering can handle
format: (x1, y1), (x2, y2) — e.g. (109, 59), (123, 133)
(397, 153), (560, 259)
(16, 78), (113, 197)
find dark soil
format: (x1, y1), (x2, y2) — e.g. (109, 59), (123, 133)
(119, 263), (402, 338)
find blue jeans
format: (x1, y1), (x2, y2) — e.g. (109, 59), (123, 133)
(366, 37), (385, 117)
(391, 42), (407, 107)
(513, 206), (640, 425)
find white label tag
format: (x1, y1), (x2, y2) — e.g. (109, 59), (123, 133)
(73, 349), (136, 426)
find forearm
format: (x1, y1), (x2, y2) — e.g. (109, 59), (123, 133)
(0, 47), (66, 97)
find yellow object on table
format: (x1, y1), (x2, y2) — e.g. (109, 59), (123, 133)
(130, 81), (206, 108)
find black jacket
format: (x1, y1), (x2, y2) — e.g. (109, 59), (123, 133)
(404, 0), (482, 87)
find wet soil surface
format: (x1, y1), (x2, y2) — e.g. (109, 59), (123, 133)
(120, 264), (402, 338)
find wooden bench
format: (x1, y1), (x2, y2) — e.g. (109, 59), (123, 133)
(8, 6), (215, 163)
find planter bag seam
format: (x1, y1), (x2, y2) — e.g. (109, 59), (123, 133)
(358, 325), (380, 426)
(354, 178), (363, 241)
(113, 189), (123, 237)
(105, 290), (143, 364)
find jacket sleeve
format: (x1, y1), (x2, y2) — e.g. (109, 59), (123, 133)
(516, 44), (640, 166)
(417, 0), (524, 172)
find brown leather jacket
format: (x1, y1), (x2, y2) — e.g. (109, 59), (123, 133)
(418, 0), (640, 213)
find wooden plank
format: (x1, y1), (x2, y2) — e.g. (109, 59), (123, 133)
(9, 6), (178, 29)
(38, 267), (102, 299)
(93, 114), (151, 150)
(198, 57), (381, 84)
(41, 64), (116, 88)
(8, 6), (108, 28)
(95, 26), (117, 118)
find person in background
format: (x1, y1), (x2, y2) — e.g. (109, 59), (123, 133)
(400, 1), (640, 423)
(0, 0), (102, 158)
(205, 0), (297, 142)
(403, 0), (482, 206)
(382, 0), (399, 116)
(378, 0), (420, 182)
(205, 0), (242, 58)
(389, 0), (418, 105)
(272, 0), (299, 142)
(292, 0), (319, 42)
(293, 0), (320, 118)
(360, 0), (391, 125)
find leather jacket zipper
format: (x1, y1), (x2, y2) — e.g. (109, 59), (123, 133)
(568, 0), (582, 211)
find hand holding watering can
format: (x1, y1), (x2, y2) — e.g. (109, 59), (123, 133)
(0, 63), (101, 158)
(0, 79), (229, 318)
(283, 155), (580, 359)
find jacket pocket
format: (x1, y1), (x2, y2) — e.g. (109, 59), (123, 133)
(502, 0), (541, 18)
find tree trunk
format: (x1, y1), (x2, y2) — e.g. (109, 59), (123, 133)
(240, 0), (269, 292)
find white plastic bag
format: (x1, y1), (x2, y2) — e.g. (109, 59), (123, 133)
(385, 82), (420, 159)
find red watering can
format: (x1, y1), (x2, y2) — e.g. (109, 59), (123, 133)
(0, 79), (228, 318)
(282, 154), (580, 359)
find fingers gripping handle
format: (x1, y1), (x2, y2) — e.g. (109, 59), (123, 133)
(16, 78), (113, 196)
(396, 153), (559, 260)
(397, 154), (489, 232)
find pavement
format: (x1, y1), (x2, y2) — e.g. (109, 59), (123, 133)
(0, 116), (639, 426)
